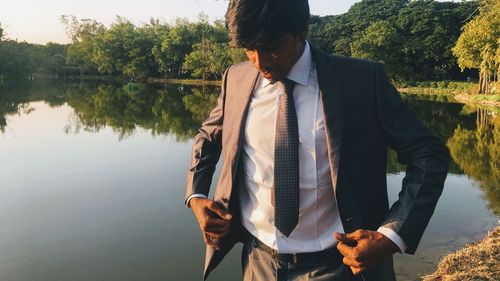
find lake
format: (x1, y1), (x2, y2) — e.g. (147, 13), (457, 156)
(0, 81), (498, 281)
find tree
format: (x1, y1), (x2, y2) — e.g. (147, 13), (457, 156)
(307, 15), (330, 51)
(91, 16), (161, 80)
(453, 0), (500, 94)
(60, 15), (106, 74)
(156, 19), (196, 77)
(347, 0), (409, 33)
(350, 20), (410, 80)
(316, 0), (477, 82)
(148, 20), (171, 79)
(155, 15), (221, 78)
(60, 15), (106, 43)
(393, 0), (478, 81)
(349, 0), (478, 81)
(183, 41), (246, 80)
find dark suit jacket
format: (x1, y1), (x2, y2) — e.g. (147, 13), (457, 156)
(185, 44), (450, 280)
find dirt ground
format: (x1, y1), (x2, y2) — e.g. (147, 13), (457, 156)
(421, 227), (499, 281)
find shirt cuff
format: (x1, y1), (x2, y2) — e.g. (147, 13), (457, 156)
(377, 227), (407, 253)
(185, 194), (208, 208)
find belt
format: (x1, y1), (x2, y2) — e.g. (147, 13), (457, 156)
(252, 237), (344, 265)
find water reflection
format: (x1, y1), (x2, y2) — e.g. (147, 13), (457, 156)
(404, 97), (499, 215)
(0, 81), (218, 140)
(0, 81), (498, 280)
(0, 81), (498, 215)
(446, 108), (499, 215)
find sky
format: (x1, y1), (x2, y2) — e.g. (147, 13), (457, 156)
(0, 0), (360, 44)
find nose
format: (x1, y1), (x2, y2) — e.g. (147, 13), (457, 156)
(249, 50), (273, 72)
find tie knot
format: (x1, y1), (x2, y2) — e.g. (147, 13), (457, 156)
(278, 79), (295, 95)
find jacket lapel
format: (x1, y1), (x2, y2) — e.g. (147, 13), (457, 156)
(231, 64), (259, 152)
(311, 46), (362, 233)
(204, 63), (258, 280)
(217, 63), (259, 208)
(311, 45), (344, 196)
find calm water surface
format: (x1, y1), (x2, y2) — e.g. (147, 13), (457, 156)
(0, 81), (498, 281)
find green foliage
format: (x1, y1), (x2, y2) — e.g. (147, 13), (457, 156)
(351, 20), (410, 80)
(155, 18), (202, 77)
(154, 16), (228, 78)
(309, 0), (479, 82)
(453, 0), (500, 93)
(0, 1), (484, 83)
(182, 87), (219, 123)
(347, 0), (409, 33)
(183, 41), (246, 80)
(355, 0), (477, 80)
(447, 111), (500, 214)
(62, 83), (217, 140)
(60, 15), (106, 73)
(58, 14), (234, 81)
(60, 15), (105, 43)
(0, 40), (67, 79)
(2, 81), (498, 215)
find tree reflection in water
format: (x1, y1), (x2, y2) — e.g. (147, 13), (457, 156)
(447, 109), (499, 215)
(0, 81), (218, 140)
(0, 81), (498, 213)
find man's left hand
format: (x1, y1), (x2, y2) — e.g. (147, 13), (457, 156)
(334, 229), (400, 275)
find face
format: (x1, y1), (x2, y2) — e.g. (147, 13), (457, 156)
(244, 32), (306, 83)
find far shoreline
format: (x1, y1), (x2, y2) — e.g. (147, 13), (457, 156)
(2, 76), (499, 108)
(398, 86), (500, 109)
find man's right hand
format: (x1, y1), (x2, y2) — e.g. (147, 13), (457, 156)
(190, 197), (232, 250)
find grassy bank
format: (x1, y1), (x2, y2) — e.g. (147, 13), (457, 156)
(6, 76), (500, 108)
(148, 79), (500, 108)
(398, 81), (500, 108)
(421, 227), (499, 281)
(29, 74), (222, 86)
(147, 77), (221, 86)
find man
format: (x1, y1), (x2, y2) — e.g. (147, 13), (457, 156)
(185, 0), (450, 280)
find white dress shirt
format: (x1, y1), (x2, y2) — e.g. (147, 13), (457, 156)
(188, 41), (406, 253)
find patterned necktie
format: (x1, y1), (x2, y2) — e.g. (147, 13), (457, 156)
(274, 79), (299, 237)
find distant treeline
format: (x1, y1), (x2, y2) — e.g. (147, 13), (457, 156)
(0, 0), (484, 83)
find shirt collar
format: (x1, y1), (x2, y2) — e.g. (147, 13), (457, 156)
(262, 40), (312, 88)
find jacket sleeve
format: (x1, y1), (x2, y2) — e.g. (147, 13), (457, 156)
(375, 63), (450, 254)
(184, 67), (230, 204)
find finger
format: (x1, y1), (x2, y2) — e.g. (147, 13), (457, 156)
(334, 232), (357, 247)
(345, 229), (366, 240)
(342, 256), (363, 269)
(336, 241), (356, 258)
(205, 217), (231, 228)
(350, 266), (365, 275)
(333, 232), (344, 241)
(200, 217), (229, 233)
(205, 222), (230, 234)
(203, 223), (229, 234)
(343, 257), (366, 275)
(204, 233), (220, 250)
(203, 223), (231, 239)
(205, 227), (230, 240)
(208, 202), (232, 220)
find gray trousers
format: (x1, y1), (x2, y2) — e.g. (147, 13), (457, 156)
(241, 237), (364, 281)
